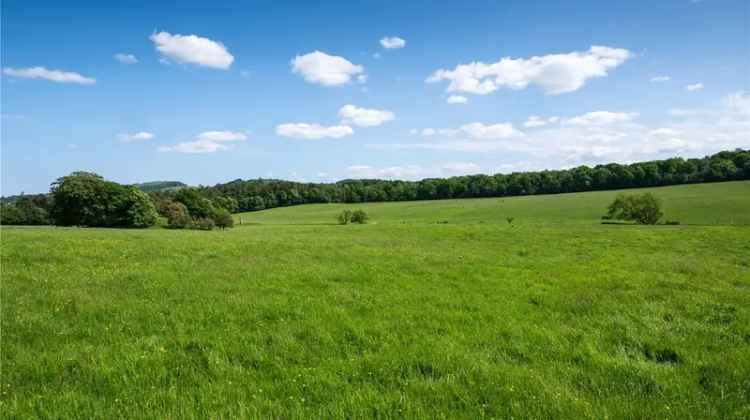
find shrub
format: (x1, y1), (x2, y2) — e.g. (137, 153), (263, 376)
(164, 202), (191, 229)
(337, 209), (352, 225)
(213, 208), (234, 230)
(664, 220), (680, 225)
(506, 217), (515, 224)
(603, 193), (663, 225)
(351, 209), (369, 224)
(192, 217), (215, 231)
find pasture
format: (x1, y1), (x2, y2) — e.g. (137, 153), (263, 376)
(2, 181), (749, 419)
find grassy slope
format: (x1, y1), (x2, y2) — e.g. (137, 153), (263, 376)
(2, 181), (749, 419)
(235, 180), (750, 226)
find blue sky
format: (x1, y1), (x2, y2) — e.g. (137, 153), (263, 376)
(2, 0), (749, 195)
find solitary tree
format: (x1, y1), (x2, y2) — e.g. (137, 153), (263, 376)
(603, 193), (663, 225)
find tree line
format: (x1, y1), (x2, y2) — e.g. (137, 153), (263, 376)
(1, 149), (748, 227)
(154, 149), (750, 213)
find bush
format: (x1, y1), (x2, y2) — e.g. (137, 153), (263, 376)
(506, 217), (515, 224)
(351, 209), (369, 224)
(603, 193), (663, 225)
(337, 209), (352, 225)
(213, 208), (234, 230)
(664, 220), (680, 225)
(164, 201), (191, 229)
(192, 217), (215, 231)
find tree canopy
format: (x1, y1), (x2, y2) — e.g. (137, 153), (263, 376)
(49, 172), (158, 228)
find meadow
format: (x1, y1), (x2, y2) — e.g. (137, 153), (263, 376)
(2, 181), (749, 419)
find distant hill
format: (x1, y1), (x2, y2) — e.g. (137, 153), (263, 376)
(133, 181), (187, 192)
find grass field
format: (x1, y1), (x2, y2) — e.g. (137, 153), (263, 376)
(2, 181), (749, 419)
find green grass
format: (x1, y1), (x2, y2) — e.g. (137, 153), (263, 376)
(2, 181), (749, 419)
(236, 180), (750, 226)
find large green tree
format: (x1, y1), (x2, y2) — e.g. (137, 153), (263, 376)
(50, 172), (157, 228)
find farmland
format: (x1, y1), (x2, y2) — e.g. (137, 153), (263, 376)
(2, 181), (749, 419)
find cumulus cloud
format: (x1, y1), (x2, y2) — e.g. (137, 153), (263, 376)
(2, 66), (95, 84)
(380, 36), (406, 49)
(426, 45), (632, 95)
(524, 115), (559, 128)
(371, 92), (748, 167)
(650, 75), (670, 82)
(563, 111), (638, 126)
(159, 130), (247, 153)
(114, 53), (138, 64)
(686, 83), (704, 91)
(276, 123), (354, 139)
(446, 95), (468, 104)
(291, 51), (364, 86)
(118, 132), (155, 143)
(338, 104), (394, 127)
(150, 31), (234, 69)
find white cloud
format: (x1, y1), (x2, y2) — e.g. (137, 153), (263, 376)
(338, 104), (394, 127)
(159, 130), (247, 153)
(370, 93), (748, 166)
(524, 115), (559, 128)
(650, 75), (670, 82)
(380, 36), (406, 50)
(563, 111), (638, 126)
(345, 161), (480, 180)
(723, 90), (750, 115)
(421, 128), (436, 136)
(460, 122), (523, 139)
(114, 53), (138, 64)
(347, 164), (423, 179)
(426, 45), (632, 95)
(446, 95), (468, 104)
(149, 31), (234, 69)
(442, 162), (479, 173)
(2, 66), (95, 85)
(118, 131), (155, 143)
(291, 51), (364, 86)
(195, 130), (248, 142)
(648, 128), (680, 137)
(276, 123), (354, 139)
(686, 83), (704, 91)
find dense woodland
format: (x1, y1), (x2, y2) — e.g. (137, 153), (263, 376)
(1, 149), (748, 227)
